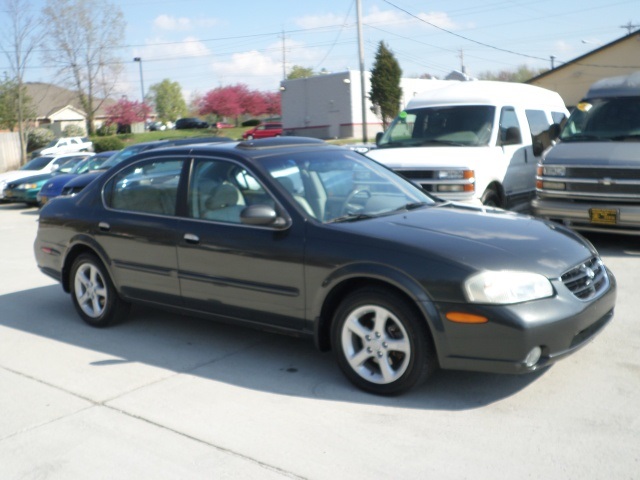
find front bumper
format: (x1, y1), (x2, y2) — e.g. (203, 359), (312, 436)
(3, 188), (39, 205)
(532, 197), (640, 235)
(430, 269), (617, 374)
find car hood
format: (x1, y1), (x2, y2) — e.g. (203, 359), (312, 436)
(62, 170), (102, 187)
(0, 170), (45, 183)
(7, 172), (53, 185)
(339, 204), (594, 278)
(545, 141), (640, 166)
(41, 173), (77, 188)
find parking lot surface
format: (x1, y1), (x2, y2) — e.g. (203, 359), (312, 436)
(1, 203), (638, 479)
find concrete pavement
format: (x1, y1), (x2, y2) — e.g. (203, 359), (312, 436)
(1, 203), (638, 479)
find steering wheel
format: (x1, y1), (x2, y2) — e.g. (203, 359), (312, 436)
(341, 188), (371, 214)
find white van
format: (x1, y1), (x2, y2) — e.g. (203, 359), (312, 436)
(367, 81), (568, 210)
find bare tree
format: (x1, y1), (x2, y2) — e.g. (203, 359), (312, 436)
(1, 0), (43, 163)
(41, 0), (125, 134)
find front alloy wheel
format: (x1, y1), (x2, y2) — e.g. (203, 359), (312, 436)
(332, 288), (435, 395)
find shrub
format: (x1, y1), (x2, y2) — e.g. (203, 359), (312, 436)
(27, 128), (55, 152)
(242, 119), (260, 127)
(92, 136), (125, 152)
(96, 123), (117, 136)
(62, 124), (86, 137)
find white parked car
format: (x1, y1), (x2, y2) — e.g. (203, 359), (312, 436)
(30, 136), (93, 158)
(0, 153), (92, 201)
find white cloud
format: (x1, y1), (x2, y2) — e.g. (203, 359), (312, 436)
(295, 13), (349, 30)
(138, 36), (211, 59)
(153, 14), (220, 32)
(210, 50), (283, 90)
(154, 14), (191, 31)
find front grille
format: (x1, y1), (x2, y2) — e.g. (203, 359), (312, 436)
(561, 257), (609, 300)
(565, 167), (640, 180)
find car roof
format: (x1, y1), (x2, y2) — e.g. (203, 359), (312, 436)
(122, 137), (334, 164)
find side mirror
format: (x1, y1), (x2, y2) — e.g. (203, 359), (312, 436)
(375, 131), (384, 146)
(240, 204), (288, 229)
(548, 123), (561, 140)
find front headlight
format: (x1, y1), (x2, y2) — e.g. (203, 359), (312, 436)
(19, 183), (38, 190)
(464, 271), (554, 304)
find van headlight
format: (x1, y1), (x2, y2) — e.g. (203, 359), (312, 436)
(464, 271), (553, 304)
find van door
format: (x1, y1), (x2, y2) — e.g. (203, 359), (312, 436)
(498, 107), (533, 204)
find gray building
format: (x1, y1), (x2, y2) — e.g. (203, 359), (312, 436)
(280, 70), (441, 140)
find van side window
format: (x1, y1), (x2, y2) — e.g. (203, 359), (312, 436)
(551, 111), (567, 125)
(498, 107), (521, 145)
(525, 109), (550, 137)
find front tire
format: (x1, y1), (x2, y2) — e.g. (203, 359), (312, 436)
(331, 287), (436, 395)
(70, 253), (130, 327)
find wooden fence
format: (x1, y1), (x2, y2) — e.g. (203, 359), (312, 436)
(0, 132), (21, 173)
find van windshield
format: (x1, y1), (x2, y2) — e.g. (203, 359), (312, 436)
(560, 97), (640, 142)
(378, 105), (495, 148)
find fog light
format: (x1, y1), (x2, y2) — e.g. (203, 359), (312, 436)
(524, 347), (542, 367)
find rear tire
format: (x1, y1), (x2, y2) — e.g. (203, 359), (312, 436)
(331, 287), (436, 395)
(481, 188), (501, 208)
(70, 253), (130, 327)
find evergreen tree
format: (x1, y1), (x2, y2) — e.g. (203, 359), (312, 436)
(369, 41), (402, 129)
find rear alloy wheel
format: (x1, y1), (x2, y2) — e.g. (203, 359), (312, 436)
(70, 253), (129, 327)
(332, 287), (435, 395)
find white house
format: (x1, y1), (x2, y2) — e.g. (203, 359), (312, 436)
(279, 70), (445, 140)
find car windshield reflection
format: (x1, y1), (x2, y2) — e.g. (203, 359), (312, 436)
(261, 150), (436, 223)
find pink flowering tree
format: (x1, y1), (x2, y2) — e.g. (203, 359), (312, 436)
(104, 98), (152, 131)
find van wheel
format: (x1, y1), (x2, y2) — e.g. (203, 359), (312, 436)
(481, 189), (501, 208)
(331, 287), (436, 395)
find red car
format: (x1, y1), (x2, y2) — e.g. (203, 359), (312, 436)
(242, 122), (283, 140)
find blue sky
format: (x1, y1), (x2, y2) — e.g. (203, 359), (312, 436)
(5, 0), (640, 102)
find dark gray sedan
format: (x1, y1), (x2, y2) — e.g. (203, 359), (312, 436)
(34, 138), (616, 395)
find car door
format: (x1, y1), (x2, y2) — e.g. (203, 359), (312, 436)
(97, 156), (184, 305)
(176, 157), (306, 330)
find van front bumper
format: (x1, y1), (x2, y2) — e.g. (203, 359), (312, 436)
(532, 198), (640, 235)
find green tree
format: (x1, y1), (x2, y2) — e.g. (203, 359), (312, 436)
(287, 65), (314, 80)
(148, 79), (188, 123)
(0, 74), (34, 132)
(42, 0), (125, 135)
(478, 64), (548, 83)
(369, 41), (402, 129)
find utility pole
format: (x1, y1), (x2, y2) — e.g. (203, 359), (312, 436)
(282, 29), (286, 80)
(550, 55), (556, 69)
(620, 21), (640, 35)
(356, 0), (367, 143)
(459, 49), (466, 74)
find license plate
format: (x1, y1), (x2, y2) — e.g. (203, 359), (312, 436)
(589, 208), (618, 225)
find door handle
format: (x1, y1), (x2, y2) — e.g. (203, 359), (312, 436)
(98, 222), (110, 231)
(183, 233), (200, 244)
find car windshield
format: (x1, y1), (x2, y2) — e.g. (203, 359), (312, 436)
(57, 156), (88, 174)
(378, 105), (496, 148)
(20, 156), (54, 171)
(100, 145), (151, 169)
(560, 97), (640, 142)
(260, 149), (436, 223)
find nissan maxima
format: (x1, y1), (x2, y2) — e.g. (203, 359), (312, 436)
(34, 137), (616, 395)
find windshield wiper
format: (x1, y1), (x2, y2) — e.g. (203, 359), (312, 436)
(328, 212), (376, 223)
(561, 134), (606, 142)
(419, 139), (467, 147)
(611, 134), (640, 141)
